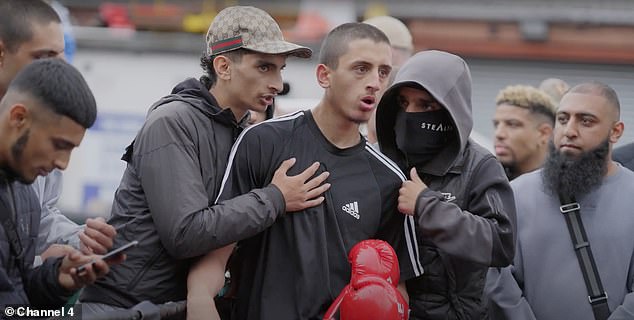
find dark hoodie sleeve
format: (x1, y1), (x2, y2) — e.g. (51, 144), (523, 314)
(135, 108), (284, 259)
(413, 155), (516, 267)
(25, 257), (74, 308)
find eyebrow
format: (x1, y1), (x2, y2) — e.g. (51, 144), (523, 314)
(418, 97), (439, 104)
(353, 60), (392, 69)
(557, 111), (597, 118)
(31, 49), (61, 57)
(53, 138), (78, 150)
(255, 59), (285, 69)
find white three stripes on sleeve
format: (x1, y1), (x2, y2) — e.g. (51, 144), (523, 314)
(214, 111), (305, 204)
(365, 145), (424, 276)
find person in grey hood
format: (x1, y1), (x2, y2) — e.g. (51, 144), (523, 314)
(80, 6), (330, 317)
(376, 50), (517, 319)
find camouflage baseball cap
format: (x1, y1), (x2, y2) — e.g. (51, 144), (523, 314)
(206, 6), (312, 58)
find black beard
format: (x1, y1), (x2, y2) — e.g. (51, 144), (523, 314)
(2, 130), (31, 184)
(542, 139), (609, 198)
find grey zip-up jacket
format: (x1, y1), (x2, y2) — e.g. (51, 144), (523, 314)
(376, 50), (516, 319)
(33, 170), (82, 256)
(81, 78), (286, 307)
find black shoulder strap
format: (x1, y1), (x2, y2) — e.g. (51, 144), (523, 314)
(558, 192), (611, 320)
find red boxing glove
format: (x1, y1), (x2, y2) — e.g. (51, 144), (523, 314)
(348, 239), (400, 286)
(323, 275), (409, 320)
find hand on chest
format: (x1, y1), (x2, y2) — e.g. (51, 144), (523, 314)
(324, 163), (384, 234)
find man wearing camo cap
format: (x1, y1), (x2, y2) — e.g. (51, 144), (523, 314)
(80, 6), (330, 316)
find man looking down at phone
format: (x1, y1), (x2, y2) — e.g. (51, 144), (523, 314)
(0, 59), (120, 307)
(0, 0), (118, 267)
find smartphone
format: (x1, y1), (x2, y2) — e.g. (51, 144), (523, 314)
(76, 240), (138, 274)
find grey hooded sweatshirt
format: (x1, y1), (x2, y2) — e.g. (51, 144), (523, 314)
(376, 50), (516, 319)
(81, 78), (286, 307)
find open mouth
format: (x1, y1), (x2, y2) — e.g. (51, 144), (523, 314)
(261, 96), (274, 106)
(360, 96), (376, 111)
(361, 97), (375, 105)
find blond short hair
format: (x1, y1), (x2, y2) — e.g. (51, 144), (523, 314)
(495, 85), (556, 124)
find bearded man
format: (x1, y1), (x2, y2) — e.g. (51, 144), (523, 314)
(485, 82), (634, 320)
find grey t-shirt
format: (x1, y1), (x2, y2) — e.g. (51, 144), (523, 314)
(486, 166), (634, 319)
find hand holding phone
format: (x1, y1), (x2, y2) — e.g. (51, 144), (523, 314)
(76, 240), (138, 274)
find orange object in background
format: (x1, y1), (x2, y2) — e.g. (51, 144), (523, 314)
(128, 3), (185, 31)
(283, 10), (330, 43)
(99, 3), (135, 29)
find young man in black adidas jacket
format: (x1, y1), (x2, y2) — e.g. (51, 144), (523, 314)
(376, 50), (517, 319)
(190, 22), (424, 320)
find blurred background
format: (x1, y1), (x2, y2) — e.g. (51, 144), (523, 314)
(53, 0), (634, 220)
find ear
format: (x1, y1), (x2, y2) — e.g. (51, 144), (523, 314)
(316, 64), (331, 89)
(8, 104), (30, 129)
(609, 121), (624, 144)
(213, 55), (232, 80)
(537, 122), (553, 145)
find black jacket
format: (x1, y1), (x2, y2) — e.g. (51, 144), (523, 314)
(217, 111), (422, 319)
(1, 176), (73, 307)
(82, 78), (286, 307)
(376, 51), (516, 319)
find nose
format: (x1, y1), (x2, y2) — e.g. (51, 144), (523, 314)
(562, 119), (578, 139)
(53, 151), (71, 171)
(270, 72), (284, 94)
(494, 124), (506, 140)
(366, 72), (382, 94)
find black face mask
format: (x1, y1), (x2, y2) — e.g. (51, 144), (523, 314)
(394, 109), (455, 167)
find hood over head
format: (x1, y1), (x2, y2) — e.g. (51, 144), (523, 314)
(376, 50), (473, 176)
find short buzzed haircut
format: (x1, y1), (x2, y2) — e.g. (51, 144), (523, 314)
(8, 58), (97, 128)
(496, 85), (556, 125)
(0, 0), (61, 53)
(568, 81), (621, 119)
(538, 78), (569, 104)
(318, 22), (390, 69)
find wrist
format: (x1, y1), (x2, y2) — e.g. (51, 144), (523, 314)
(264, 184), (286, 215)
(52, 256), (77, 295)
